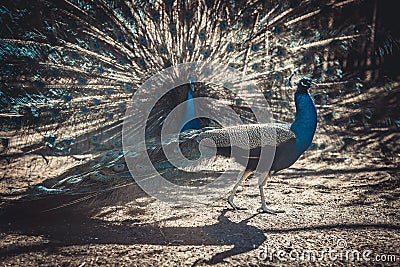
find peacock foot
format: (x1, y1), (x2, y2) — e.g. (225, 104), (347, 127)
(257, 205), (285, 214)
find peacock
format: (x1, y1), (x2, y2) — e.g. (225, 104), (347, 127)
(0, 0), (396, 210)
(195, 77), (317, 213)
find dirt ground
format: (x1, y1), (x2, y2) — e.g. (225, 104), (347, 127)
(0, 149), (399, 266)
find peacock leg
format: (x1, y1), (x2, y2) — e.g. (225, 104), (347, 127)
(227, 170), (254, 210)
(258, 171), (285, 214)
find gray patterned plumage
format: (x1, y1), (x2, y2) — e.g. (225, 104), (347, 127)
(197, 124), (296, 149)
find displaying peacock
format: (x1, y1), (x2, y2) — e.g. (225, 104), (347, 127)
(0, 0), (398, 210)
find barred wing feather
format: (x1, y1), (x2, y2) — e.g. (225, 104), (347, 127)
(197, 124), (296, 149)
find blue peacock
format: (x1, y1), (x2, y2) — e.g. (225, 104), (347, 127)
(1, 0), (386, 210)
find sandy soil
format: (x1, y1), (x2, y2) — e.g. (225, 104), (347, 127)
(0, 149), (399, 266)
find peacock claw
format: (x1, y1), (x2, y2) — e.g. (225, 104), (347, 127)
(257, 207), (285, 214)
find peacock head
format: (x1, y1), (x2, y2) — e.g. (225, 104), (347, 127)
(296, 77), (314, 94)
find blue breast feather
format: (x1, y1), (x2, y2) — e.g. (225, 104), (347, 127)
(290, 92), (318, 155)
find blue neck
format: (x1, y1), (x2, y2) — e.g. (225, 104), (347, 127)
(181, 86), (200, 131)
(290, 92), (317, 153)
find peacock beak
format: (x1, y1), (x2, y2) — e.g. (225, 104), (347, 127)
(311, 81), (319, 87)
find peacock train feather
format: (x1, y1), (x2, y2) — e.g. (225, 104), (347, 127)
(0, 0), (398, 204)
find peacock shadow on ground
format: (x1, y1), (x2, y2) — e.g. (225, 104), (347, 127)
(0, 188), (266, 265)
(1, 189), (400, 265)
